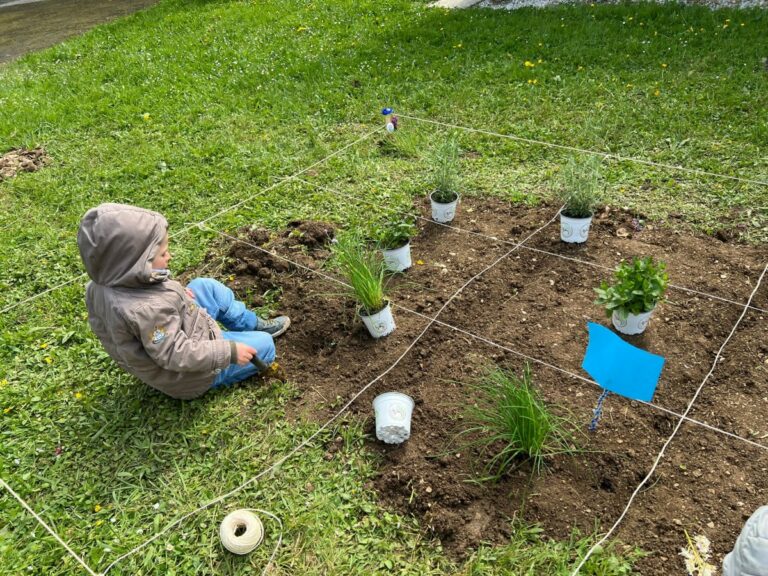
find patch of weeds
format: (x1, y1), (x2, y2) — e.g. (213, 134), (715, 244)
(460, 521), (644, 575)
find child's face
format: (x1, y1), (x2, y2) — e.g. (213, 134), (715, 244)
(151, 234), (171, 269)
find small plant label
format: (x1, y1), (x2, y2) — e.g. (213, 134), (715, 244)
(582, 322), (665, 402)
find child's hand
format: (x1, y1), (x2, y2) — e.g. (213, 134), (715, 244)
(185, 288), (196, 299)
(235, 343), (257, 365)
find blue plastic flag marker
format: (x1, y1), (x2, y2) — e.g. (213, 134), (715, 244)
(582, 322), (665, 403)
(381, 107), (394, 116)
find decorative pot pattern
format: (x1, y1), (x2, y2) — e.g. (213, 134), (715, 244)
(612, 308), (655, 335)
(560, 214), (593, 243)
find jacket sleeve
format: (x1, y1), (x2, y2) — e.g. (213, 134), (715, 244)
(129, 300), (232, 373)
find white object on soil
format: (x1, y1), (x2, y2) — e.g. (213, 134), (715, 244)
(360, 302), (396, 338)
(373, 392), (415, 444)
(612, 308), (654, 335)
(430, 192), (459, 223)
(382, 242), (412, 272)
(560, 213), (593, 243)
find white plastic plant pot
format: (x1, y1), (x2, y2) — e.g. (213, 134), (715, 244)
(430, 192), (459, 224)
(612, 308), (655, 335)
(560, 213), (593, 244)
(360, 302), (396, 339)
(372, 392), (415, 444)
(382, 242), (412, 273)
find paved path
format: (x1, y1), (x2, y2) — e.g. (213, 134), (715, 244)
(0, 0), (157, 64)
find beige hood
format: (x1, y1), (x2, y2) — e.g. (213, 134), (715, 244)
(77, 203), (168, 288)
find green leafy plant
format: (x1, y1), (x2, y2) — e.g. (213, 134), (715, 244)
(594, 256), (669, 320)
(558, 156), (602, 218)
(430, 137), (460, 204)
(373, 215), (417, 250)
(333, 234), (387, 316)
(460, 364), (579, 480)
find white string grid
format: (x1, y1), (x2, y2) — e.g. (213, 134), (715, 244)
(206, 221), (768, 572)
(0, 126), (384, 316)
(1, 115), (766, 574)
(94, 203), (563, 575)
(293, 175), (768, 314)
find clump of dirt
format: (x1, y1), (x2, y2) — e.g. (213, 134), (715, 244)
(189, 198), (768, 575)
(0, 147), (48, 180)
(222, 220), (336, 297)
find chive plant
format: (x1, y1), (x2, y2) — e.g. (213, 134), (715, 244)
(333, 234), (388, 315)
(461, 364), (578, 479)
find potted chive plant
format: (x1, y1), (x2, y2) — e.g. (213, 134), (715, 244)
(429, 138), (460, 223)
(375, 216), (417, 273)
(558, 156), (602, 244)
(333, 235), (395, 338)
(594, 256), (669, 335)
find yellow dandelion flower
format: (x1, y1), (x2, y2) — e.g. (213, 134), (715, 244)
(296, 26), (308, 32)
(524, 60), (535, 68)
(228, 274), (235, 282)
(0, 379), (8, 387)
(75, 392), (83, 399)
(654, 89), (661, 97)
(95, 520), (104, 526)
(142, 113), (151, 122)
(44, 356), (53, 364)
(661, 63), (667, 68)
(416, 260), (425, 266)
(537, 58), (543, 63)
(3, 407), (12, 414)
(94, 504), (102, 513)
(39, 343), (48, 349)
(453, 43), (462, 48)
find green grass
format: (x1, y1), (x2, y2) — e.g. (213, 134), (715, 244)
(461, 364), (579, 479)
(2, 0), (767, 573)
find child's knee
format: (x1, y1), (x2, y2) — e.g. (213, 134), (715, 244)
(259, 334), (276, 364)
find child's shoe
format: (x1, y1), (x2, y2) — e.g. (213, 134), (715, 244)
(256, 316), (291, 338)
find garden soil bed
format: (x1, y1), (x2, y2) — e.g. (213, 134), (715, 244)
(199, 197), (767, 575)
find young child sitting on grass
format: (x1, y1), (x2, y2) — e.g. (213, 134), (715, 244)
(77, 203), (290, 400)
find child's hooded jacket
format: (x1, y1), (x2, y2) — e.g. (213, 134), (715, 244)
(77, 203), (235, 399)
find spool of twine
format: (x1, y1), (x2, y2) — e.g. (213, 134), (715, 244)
(219, 510), (264, 555)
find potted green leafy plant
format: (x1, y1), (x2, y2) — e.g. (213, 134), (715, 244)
(333, 235), (395, 338)
(429, 138), (460, 223)
(374, 216), (417, 273)
(557, 156), (602, 244)
(594, 256), (669, 335)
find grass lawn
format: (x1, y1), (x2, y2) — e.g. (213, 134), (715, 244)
(0, 0), (766, 574)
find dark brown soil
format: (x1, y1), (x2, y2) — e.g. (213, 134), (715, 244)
(201, 197), (768, 575)
(0, 147), (47, 180)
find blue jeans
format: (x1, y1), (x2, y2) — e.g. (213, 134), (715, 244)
(187, 278), (276, 389)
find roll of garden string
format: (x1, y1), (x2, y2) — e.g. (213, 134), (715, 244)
(219, 510), (264, 555)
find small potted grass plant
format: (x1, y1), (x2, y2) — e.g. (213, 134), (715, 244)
(557, 155), (602, 244)
(459, 364), (578, 480)
(333, 234), (395, 338)
(374, 215), (417, 273)
(429, 138), (460, 223)
(594, 256), (669, 335)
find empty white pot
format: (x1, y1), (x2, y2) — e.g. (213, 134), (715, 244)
(612, 308), (655, 335)
(360, 302), (396, 338)
(373, 392), (415, 444)
(430, 192), (459, 223)
(382, 242), (412, 273)
(560, 214), (593, 243)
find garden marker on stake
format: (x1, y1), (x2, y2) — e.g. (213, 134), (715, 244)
(582, 322), (665, 403)
(382, 107), (398, 132)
